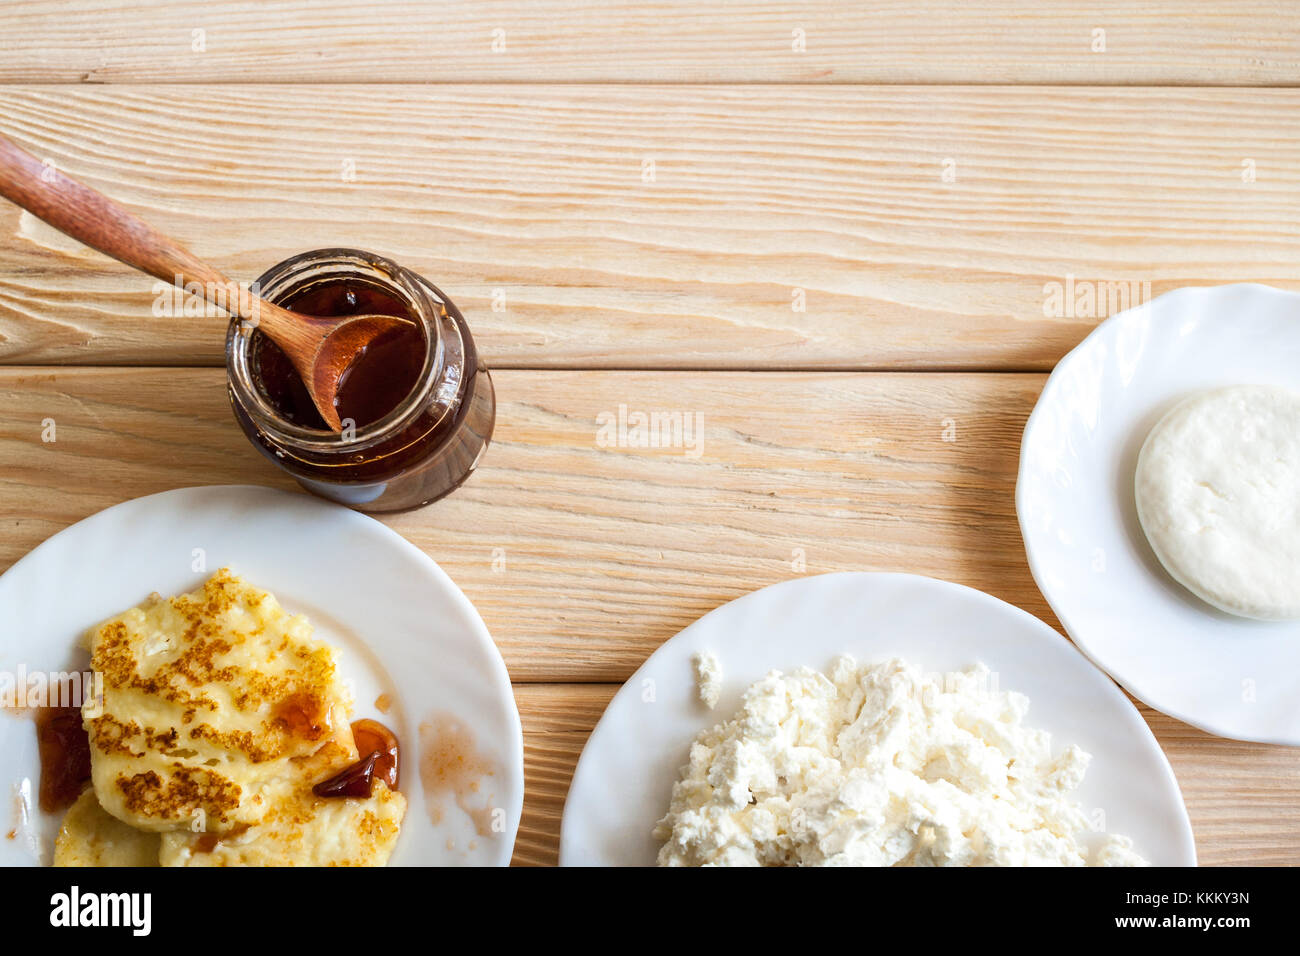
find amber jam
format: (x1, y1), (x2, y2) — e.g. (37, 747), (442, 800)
(226, 249), (495, 513)
(351, 718), (399, 790)
(253, 283), (425, 431)
(313, 718), (401, 799)
(35, 701), (91, 813)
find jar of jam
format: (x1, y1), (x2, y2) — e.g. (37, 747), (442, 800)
(226, 248), (494, 513)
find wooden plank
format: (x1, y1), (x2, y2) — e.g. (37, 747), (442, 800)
(1, 1), (1297, 85)
(510, 684), (1300, 866)
(2, 86), (1299, 369)
(511, 684), (613, 867)
(0, 366), (1053, 680)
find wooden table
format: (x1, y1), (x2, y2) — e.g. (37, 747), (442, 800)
(1, 1), (1298, 866)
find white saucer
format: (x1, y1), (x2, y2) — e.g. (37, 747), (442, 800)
(560, 573), (1195, 866)
(0, 485), (523, 866)
(1018, 283), (1300, 744)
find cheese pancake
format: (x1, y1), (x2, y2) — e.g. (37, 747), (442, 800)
(159, 738), (406, 866)
(160, 780), (405, 867)
(83, 570), (353, 833)
(53, 789), (162, 867)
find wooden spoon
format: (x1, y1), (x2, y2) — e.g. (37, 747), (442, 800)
(0, 134), (402, 432)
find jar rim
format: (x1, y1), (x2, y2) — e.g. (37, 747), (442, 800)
(225, 248), (446, 453)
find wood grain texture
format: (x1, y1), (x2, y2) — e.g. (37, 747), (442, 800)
(2, 86), (1299, 369)
(511, 684), (613, 867)
(1, 366), (1295, 865)
(0, 1), (1297, 85)
(0, 366), (1055, 679)
(510, 684), (1300, 867)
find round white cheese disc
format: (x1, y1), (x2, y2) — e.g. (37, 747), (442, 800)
(1135, 385), (1300, 620)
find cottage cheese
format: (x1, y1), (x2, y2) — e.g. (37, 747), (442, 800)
(654, 657), (1148, 867)
(692, 651), (722, 710)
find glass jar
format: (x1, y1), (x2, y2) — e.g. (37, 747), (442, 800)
(226, 248), (494, 513)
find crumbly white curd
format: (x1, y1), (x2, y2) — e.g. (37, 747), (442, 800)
(692, 651), (722, 710)
(654, 657), (1148, 867)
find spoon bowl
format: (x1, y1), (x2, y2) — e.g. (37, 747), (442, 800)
(245, 297), (406, 432)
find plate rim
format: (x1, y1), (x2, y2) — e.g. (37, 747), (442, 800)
(1016, 282), (1300, 745)
(0, 482), (525, 866)
(559, 570), (1195, 866)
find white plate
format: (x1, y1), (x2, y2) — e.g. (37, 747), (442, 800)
(559, 572), (1194, 866)
(0, 485), (523, 866)
(1018, 284), (1300, 744)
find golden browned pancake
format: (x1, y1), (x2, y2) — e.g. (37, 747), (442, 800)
(159, 737), (404, 866)
(53, 789), (161, 867)
(159, 780), (406, 867)
(83, 569), (354, 833)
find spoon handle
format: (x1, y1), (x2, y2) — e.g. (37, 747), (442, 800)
(0, 132), (259, 320)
